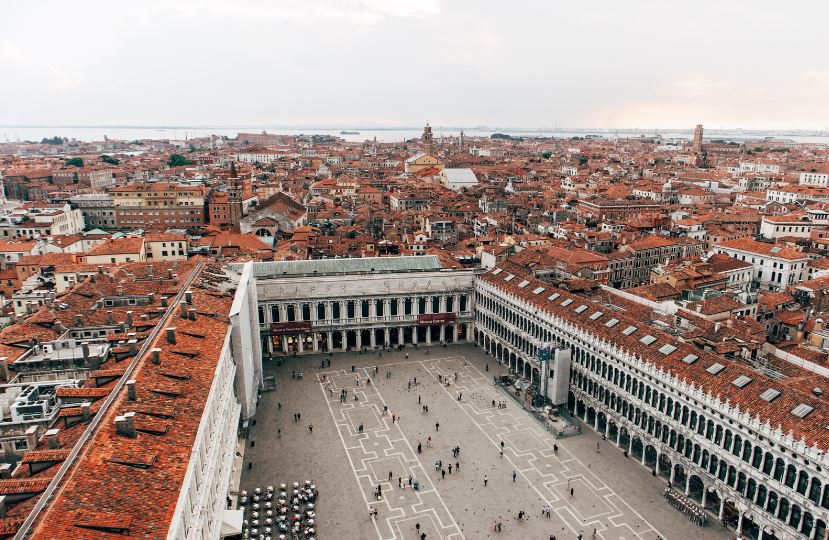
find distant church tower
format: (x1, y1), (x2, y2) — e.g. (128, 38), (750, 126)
(227, 161), (243, 230)
(422, 122), (433, 155)
(459, 129), (465, 153)
(692, 124), (704, 153)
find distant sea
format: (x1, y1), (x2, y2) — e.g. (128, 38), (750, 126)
(2, 126), (829, 145)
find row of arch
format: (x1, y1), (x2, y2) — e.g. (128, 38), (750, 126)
(259, 294), (470, 324)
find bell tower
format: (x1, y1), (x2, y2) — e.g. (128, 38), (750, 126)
(422, 122), (433, 155)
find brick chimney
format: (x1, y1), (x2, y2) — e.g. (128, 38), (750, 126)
(45, 429), (60, 449)
(81, 401), (91, 422)
(161, 295), (169, 307)
(115, 412), (136, 438)
(151, 347), (161, 364)
(106, 310), (114, 325)
(188, 308), (197, 321)
(0, 357), (7, 382)
(166, 327), (177, 344)
(74, 313), (83, 326)
(24, 426), (38, 450)
(184, 290), (193, 304)
(126, 379), (137, 400)
(126, 311), (134, 328)
(0, 464), (12, 480)
(179, 301), (188, 318)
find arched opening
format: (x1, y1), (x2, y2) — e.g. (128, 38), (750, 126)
(704, 487), (721, 514)
(631, 437), (644, 461)
(673, 463), (686, 487)
(721, 500), (739, 529)
(658, 454), (672, 480)
(687, 475), (704, 503)
(644, 444), (657, 469)
(618, 426), (630, 450)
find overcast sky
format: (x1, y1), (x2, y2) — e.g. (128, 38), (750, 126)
(1, 0), (827, 130)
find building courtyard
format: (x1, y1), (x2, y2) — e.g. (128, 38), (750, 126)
(240, 344), (732, 540)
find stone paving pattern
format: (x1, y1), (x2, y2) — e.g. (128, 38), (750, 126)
(241, 344), (732, 540)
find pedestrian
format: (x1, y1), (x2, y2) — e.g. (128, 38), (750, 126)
(570, 487), (574, 498)
(250, 440), (255, 447)
(277, 402), (282, 410)
(596, 441), (600, 453)
(277, 428), (281, 438)
(448, 464), (452, 474)
(553, 444), (558, 453)
(435, 422), (440, 431)
(492, 399), (496, 407)
(421, 533), (426, 540)
(427, 436), (432, 447)
(455, 461), (459, 471)
(416, 522), (420, 534)
(441, 469), (445, 480)
(398, 477), (402, 488)
(408, 475), (413, 486)
(374, 507), (378, 518)
(297, 413), (301, 422)
(592, 528), (597, 538)
(500, 449), (503, 458)
(483, 474), (488, 486)
(512, 471), (516, 482)
(392, 414), (396, 423)
(308, 424), (313, 433)
(419, 395), (422, 404)
(389, 470), (393, 481)
(417, 442), (422, 453)
(408, 381), (411, 390)
(500, 440), (504, 449)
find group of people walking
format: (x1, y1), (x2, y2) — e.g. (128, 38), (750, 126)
(663, 487), (706, 526)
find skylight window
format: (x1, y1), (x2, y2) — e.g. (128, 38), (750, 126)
(792, 404), (814, 418)
(622, 325), (637, 335)
(706, 363), (725, 375)
(561, 298), (573, 307)
(759, 388), (781, 402)
(575, 305), (588, 314)
(548, 293), (561, 301)
(518, 280), (530, 288)
(491, 268), (503, 275)
(658, 344), (677, 355)
(504, 274), (515, 282)
(681, 354), (698, 364)
(732, 375), (753, 388)
(532, 286), (546, 295)
(604, 318), (620, 328)
(640, 335), (657, 345)
(589, 311), (604, 320)
(770, 246), (782, 254)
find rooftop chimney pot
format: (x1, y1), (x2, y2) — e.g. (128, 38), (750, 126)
(126, 379), (137, 401)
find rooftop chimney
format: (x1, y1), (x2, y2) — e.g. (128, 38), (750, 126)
(188, 308), (197, 321)
(151, 347), (161, 364)
(81, 401), (91, 422)
(24, 426), (38, 450)
(45, 429), (60, 449)
(81, 342), (90, 360)
(97, 265), (104, 274)
(179, 301), (188, 319)
(117, 286), (124, 296)
(125, 311), (134, 328)
(0, 494), (7, 518)
(0, 465), (10, 480)
(126, 379), (137, 401)
(0, 357), (7, 382)
(172, 272), (179, 284)
(106, 310), (114, 325)
(160, 295), (169, 307)
(128, 340), (137, 356)
(184, 290), (193, 304)
(115, 412), (136, 438)
(74, 313), (83, 327)
(166, 327), (176, 344)
(166, 269), (173, 279)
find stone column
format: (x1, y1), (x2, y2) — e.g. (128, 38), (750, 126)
(641, 449), (647, 467)
(439, 295), (447, 313)
(370, 330), (376, 348)
(453, 294), (460, 313)
(356, 331), (362, 350)
(426, 328), (432, 345)
(655, 454), (661, 476)
(717, 498), (724, 520)
(327, 332), (333, 352)
(737, 513), (744, 535)
(398, 328), (404, 346)
(312, 333), (319, 352)
(342, 333), (348, 352)
(466, 324), (473, 341)
(281, 338), (288, 354)
(439, 325), (445, 343)
(298, 336), (304, 354)
(669, 465), (676, 485)
(369, 300), (377, 318)
(615, 427), (621, 446)
(325, 302), (332, 320)
(310, 304), (317, 322)
(413, 329), (418, 345)
(384, 328), (390, 347)
(701, 488), (708, 509)
(684, 477), (691, 496)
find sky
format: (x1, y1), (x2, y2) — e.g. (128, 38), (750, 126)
(1, 0), (828, 130)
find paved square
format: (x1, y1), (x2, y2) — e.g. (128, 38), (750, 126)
(241, 344), (731, 540)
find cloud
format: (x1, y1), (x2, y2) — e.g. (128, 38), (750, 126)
(0, 40), (78, 93)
